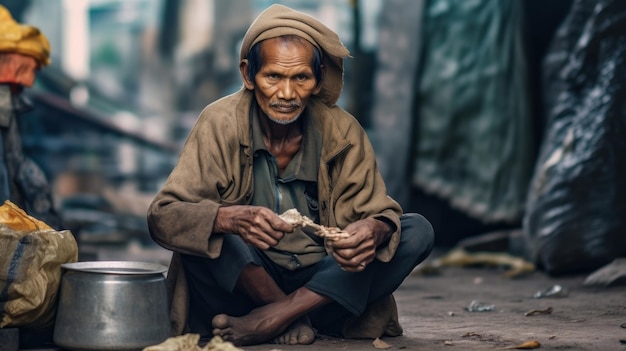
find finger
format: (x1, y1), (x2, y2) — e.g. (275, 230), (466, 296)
(271, 216), (296, 233)
(327, 234), (361, 249)
(256, 223), (285, 242)
(242, 226), (282, 248)
(331, 240), (371, 260)
(242, 234), (270, 250)
(256, 208), (294, 234)
(332, 250), (370, 269)
(273, 222), (295, 234)
(254, 238), (273, 250)
(338, 261), (367, 273)
(250, 216), (287, 242)
(255, 229), (283, 246)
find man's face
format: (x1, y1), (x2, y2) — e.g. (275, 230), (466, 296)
(245, 37), (322, 124)
(0, 53), (38, 87)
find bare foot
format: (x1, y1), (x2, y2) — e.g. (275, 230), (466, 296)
(271, 316), (316, 345)
(212, 308), (290, 346)
(212, 287), (329, 346)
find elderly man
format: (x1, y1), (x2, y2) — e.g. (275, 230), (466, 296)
(148, 4), (433, 347)
(0, 5), (60, 229)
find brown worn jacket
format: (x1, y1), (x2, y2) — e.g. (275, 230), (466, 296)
(147, 88), (403, 336)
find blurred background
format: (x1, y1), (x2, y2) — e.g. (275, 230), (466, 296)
(1, 0), (391, 262)
(2, 0), (624, 275)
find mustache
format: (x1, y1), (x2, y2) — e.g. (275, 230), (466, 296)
(270, 101), (301, 109)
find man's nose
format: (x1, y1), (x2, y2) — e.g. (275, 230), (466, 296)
(277, 79), (295, 99)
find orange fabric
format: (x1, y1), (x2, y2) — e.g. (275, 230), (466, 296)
(0, 200), (53, 231)
(0, 5), (50, 67)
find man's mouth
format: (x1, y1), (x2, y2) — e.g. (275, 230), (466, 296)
(271, 102), (300, 113)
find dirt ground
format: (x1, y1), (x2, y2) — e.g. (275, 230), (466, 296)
(241, 255), (626, 351)
(23, 243), (626, 351)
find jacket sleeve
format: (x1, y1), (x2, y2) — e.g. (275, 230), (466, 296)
(147, 102), (245, 258)
(326, 109), (403, 263)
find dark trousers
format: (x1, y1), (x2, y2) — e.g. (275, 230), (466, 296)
(181, 213), (434, 338)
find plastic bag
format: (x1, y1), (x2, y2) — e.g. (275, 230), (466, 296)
(0, 200), (78, 328)
(523, 0), (626, 275)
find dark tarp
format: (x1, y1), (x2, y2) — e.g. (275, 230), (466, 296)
(411, 0), (535, 223)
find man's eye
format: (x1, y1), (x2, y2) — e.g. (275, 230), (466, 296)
(267, 74), (280, 80)
(295, 74), (308, 81)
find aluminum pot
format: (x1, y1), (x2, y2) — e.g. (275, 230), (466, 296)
(53, 261), (171, 351)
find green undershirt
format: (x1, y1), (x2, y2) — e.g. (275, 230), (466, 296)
(250, 103), (326, 270)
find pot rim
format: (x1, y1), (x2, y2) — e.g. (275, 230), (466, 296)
(61, 261), (168, 275)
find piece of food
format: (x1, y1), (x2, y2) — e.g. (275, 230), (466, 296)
(279, 208), (350, 241)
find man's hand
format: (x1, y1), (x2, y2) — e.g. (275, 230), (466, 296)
(215, 205), (295, 249)
(328, 217), (393, 272)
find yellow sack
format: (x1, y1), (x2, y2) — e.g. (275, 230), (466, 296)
(0, 200), (77, 328)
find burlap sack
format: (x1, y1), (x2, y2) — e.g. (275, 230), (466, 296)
(0, 200), (77, 328)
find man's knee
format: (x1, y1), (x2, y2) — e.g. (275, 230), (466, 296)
(400, 213), (435, 264)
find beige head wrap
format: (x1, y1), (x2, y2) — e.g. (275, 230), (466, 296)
(240, 4), (350, 107)
(0, 5), (51, 67)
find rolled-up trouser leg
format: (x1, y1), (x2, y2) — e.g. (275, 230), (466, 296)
(307, 213), (434, 333)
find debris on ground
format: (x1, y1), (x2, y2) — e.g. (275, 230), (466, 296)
(418, 247), (535, 278)
(502, 340), (541, 349)
(533, 284), (568, 298)
(143, 334), (242, 351)
(372, 338), (392, 349)
(583, 258), (626, 287)
(465, 300), (496, 312)
(524, 307), (553, 316)
(462, 332), (482, 338)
